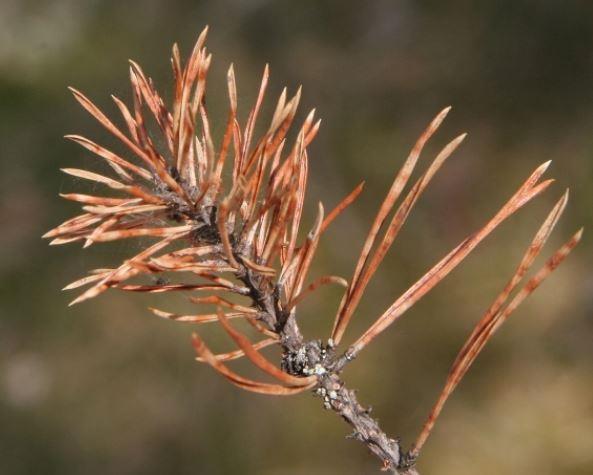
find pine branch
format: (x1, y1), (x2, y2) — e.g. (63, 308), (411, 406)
(45, 27), (581, 473)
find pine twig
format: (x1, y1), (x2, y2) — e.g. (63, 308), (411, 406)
(46, 27), (581, 473)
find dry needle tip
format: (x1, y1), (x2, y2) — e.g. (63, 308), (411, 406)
(574, 227), (584, 240)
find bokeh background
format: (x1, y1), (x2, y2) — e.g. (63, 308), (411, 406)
(1, 1), (592, 474)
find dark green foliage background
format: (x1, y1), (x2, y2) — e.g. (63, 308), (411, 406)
(1, 1), (591, 473)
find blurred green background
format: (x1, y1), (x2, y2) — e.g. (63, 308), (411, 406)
(1, 1), (592, 474)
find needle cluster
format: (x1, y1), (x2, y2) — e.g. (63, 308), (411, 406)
(45, 27), (581, 473)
